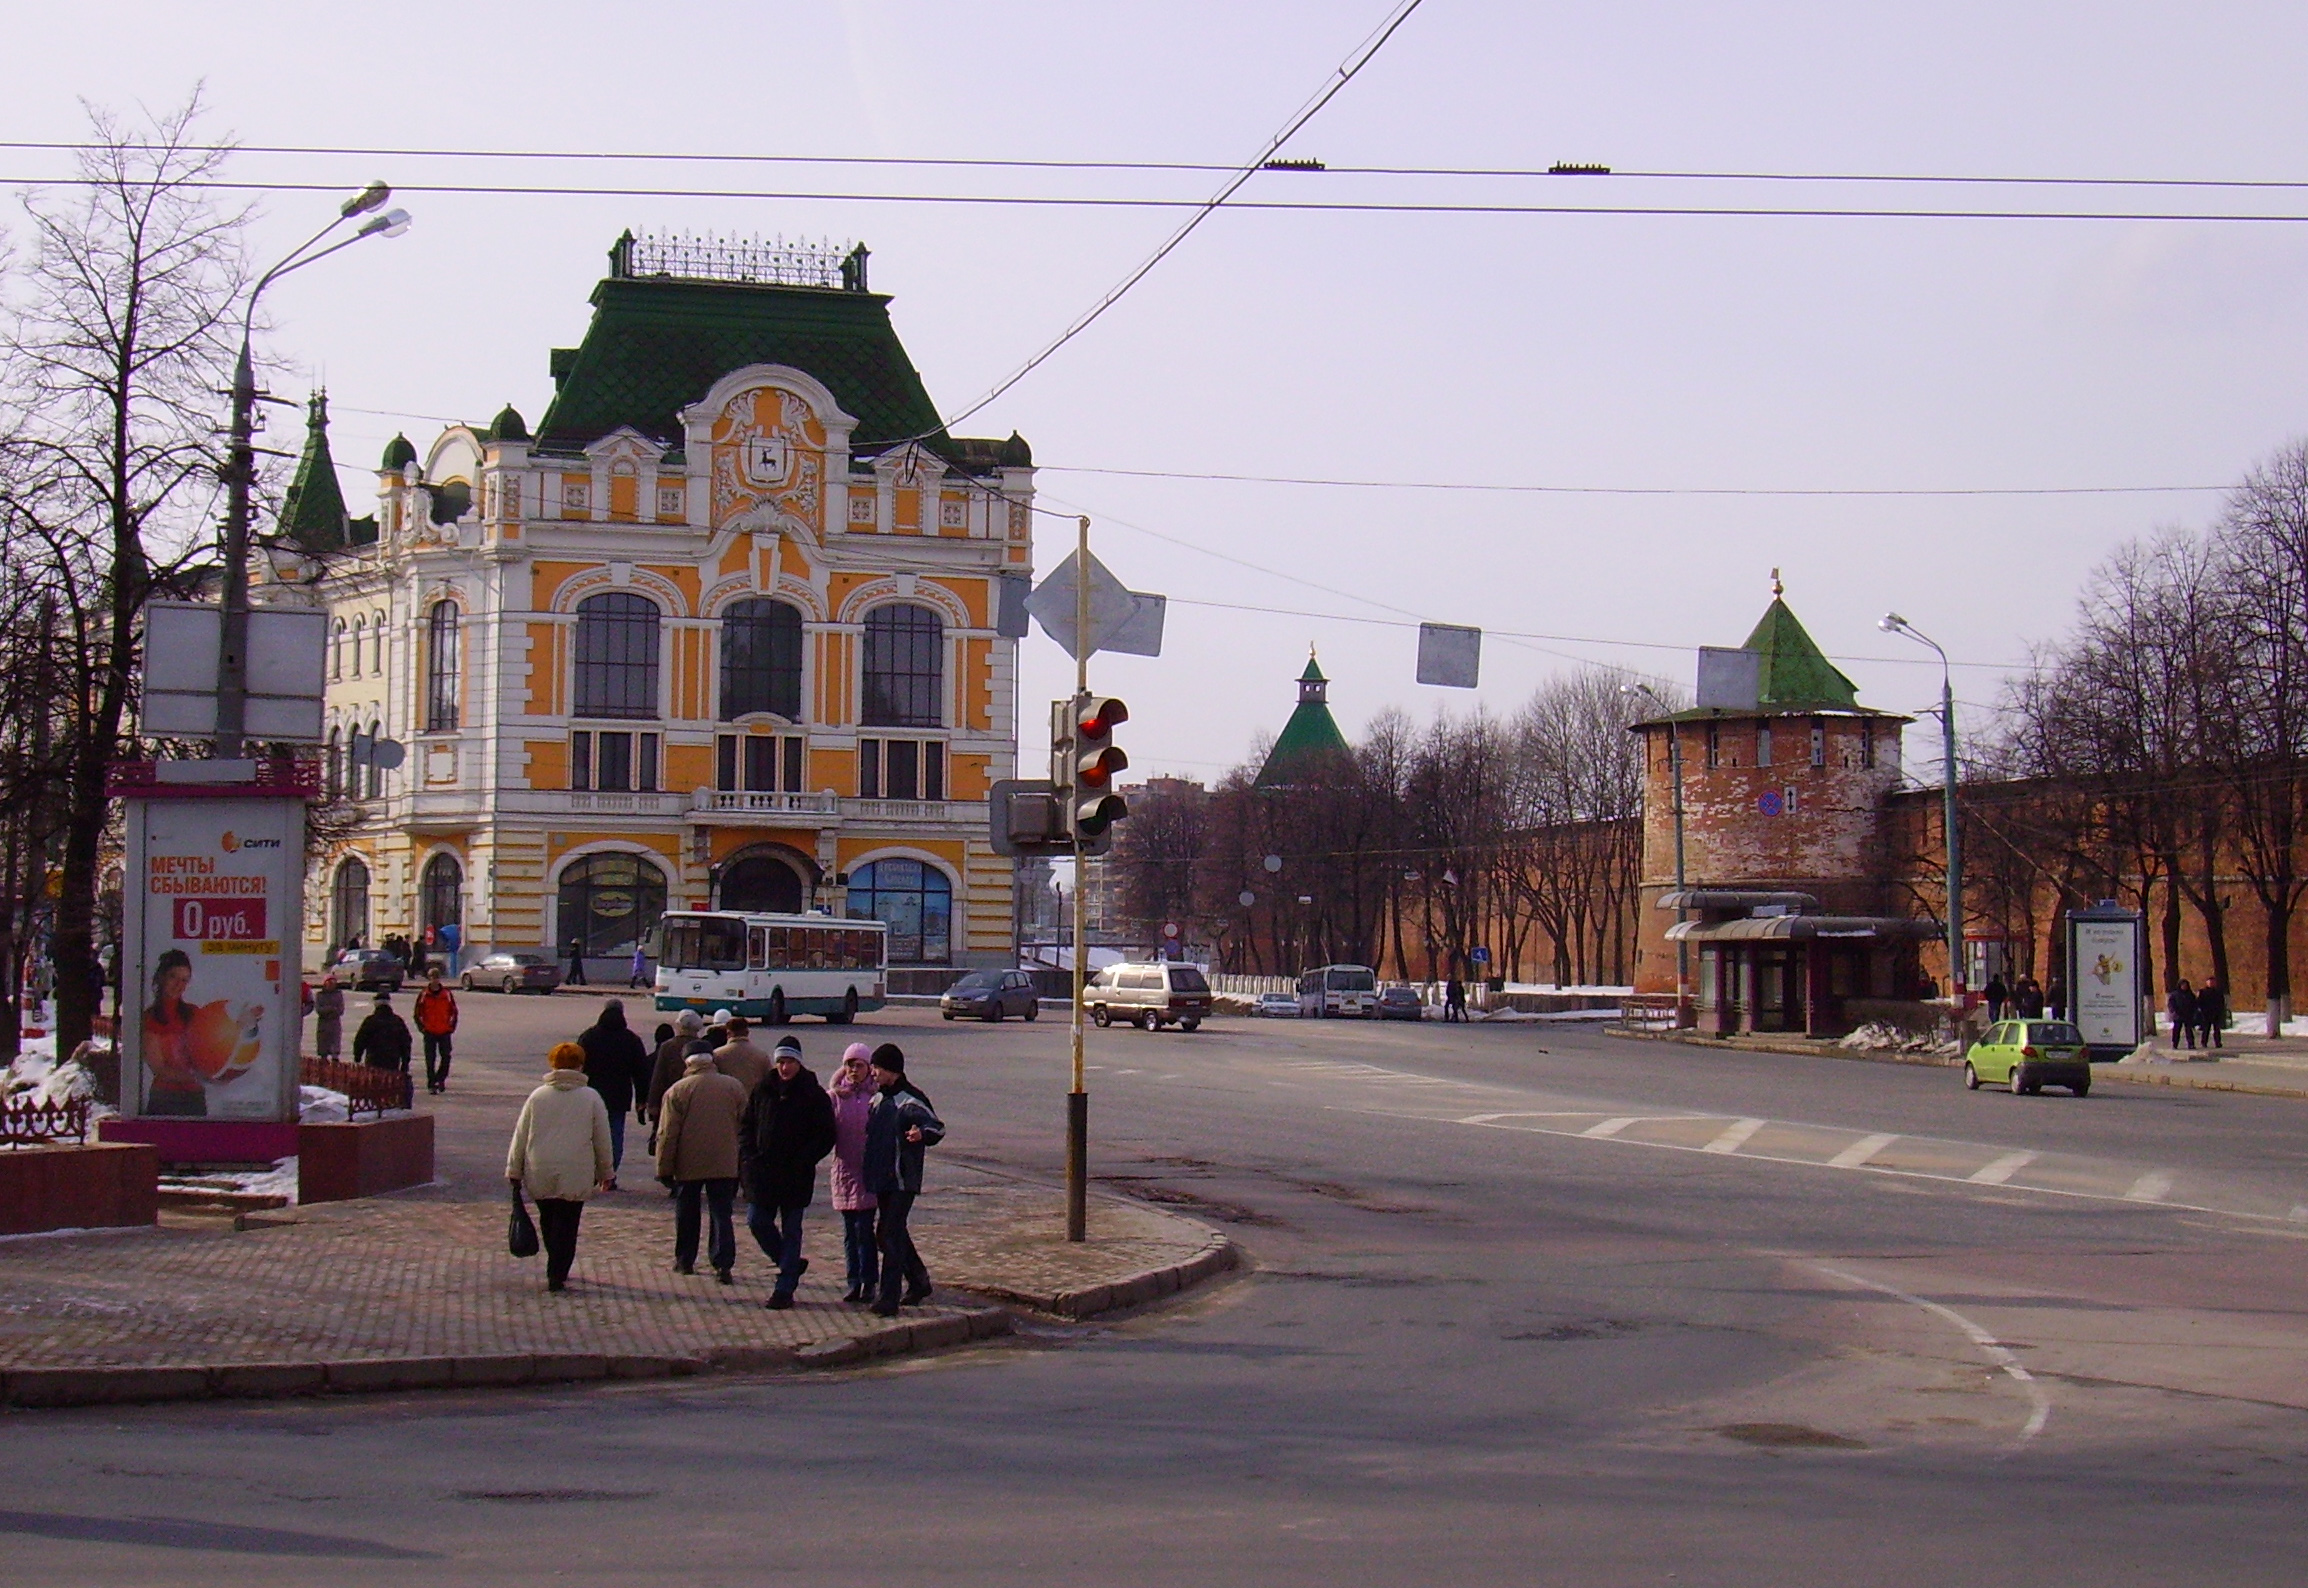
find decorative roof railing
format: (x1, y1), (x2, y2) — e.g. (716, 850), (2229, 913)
(609, 229), (870, 291)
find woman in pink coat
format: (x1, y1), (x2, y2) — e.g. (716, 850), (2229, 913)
(828, 1042), (880, 1303)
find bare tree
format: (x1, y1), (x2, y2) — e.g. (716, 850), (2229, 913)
(2, 94), (250, 1056)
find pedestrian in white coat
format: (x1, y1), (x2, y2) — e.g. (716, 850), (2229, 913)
(506, 1041), (615, 1291)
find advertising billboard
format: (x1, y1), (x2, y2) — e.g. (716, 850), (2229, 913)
(2067, 908), (2145, 1055)
(121, 797), (306, 1122)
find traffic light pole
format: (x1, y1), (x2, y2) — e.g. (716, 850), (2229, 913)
(1067, 515), (1091, 1242)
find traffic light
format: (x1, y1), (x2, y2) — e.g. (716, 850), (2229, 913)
(1068, 694), (1129, 840)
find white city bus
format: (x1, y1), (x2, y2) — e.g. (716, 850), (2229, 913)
(1298, 963), (1379, 1018)
(653, 911), (887, 1024)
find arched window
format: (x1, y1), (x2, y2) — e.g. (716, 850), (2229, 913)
(362, 719), (384, 800)
(330, 619), (346, 681)
(845, 857), (951, 964)
(325, 727), (342, 799)
(425, 601), (461, 732)
(349, 617), (365, 678)
(573, 592), (661, 718)
(557, 851), (667, 959)
(719, 853), (806, 914)
(420, 852), (463, 943)
(331, 856), (371, 950)
(861, 603), (942, 727)
(371, 613), (386, 677)
(720, 598), (803, 720)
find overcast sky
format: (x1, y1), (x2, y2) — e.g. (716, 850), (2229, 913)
(10, 2), (2308, 782)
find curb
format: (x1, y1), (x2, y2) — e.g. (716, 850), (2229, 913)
(1604, 1023), (2308, 1099)
(958, 1232), (1240, 1321)
(0, 1308), (1019, 1411)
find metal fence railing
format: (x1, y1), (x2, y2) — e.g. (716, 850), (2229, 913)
(300, 1057), (412, 1118)
(1, 1095), (91, 1146)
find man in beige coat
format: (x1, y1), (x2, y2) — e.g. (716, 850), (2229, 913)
(506, 1042), (615, 1292)
(712, 1014), (772, 1096)
(655, 1052), (748, 1281)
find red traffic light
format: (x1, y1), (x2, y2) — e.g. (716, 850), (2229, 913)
(1076, 696), (1129, 737)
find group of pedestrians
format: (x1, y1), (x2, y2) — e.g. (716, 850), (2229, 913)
(2165, 978), (2229, 1050)
(1982, 974), (2055, 1022)
(505, 999), (943, 1312)
(318, 971), (461, 1094)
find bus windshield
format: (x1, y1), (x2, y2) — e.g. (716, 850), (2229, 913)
(1328, 967), (1376, 993)
(661, 916), (747, 971)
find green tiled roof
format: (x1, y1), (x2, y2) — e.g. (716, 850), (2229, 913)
(534, 272), (948, 457)
(1741, 597), (1859, 710)
(278, 391), (350, 552)
(382, 433), (417, 471)
(1256, 655), (1353, 788)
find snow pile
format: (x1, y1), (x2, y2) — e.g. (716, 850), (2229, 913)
(1838, 1021), (1961, 1057)
(6, 1033), (116, 1117)
(298, 1086), (351, 1124)
(161, 1157), (299, 1204)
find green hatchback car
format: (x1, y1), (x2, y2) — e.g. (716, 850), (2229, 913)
(1964, 1020), (2092, 1097)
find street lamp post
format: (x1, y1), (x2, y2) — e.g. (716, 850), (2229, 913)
(1630, 683), (1690, 1024)
(1880, 613), (1965, 1008)
(214, 184), (410, 758)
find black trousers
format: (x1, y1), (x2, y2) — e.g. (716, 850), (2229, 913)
(422, 1032), (453, 1089)
(875, 1187), (930, 1306)
(567, 956), (588, 985)
(536, 1198), (584, 1284)
(675, 1177), (737, 1274)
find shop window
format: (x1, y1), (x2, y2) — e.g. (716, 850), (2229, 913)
(845, 857), (951, 965)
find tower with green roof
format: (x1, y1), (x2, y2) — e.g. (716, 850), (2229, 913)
(276, 391), (352, 552)
(1255, 652), (1353, 788)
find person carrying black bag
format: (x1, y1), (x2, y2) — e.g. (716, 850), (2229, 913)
(505, 1042), (613, 1292)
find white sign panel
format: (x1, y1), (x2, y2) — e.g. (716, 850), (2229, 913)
(2070, 918), (2141, 1049)
(1027, 553), (1166, 660)
(121, 797), (306, 1122)
(139, 601), (328, 743)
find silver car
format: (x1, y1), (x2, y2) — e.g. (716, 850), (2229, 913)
(461, 951), (563, 995)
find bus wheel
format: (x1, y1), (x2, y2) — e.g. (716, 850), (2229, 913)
(828, 987), (857, 1025)
(769, 989), (788, 1026)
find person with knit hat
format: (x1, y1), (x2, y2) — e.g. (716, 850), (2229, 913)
(827, 1042), (880, 1302)
(505, 1042), (614, 1292)
(741, 1034), (836, 1309)
(862, 1042), (943, 1316)
(655, 1048), (748, 1281)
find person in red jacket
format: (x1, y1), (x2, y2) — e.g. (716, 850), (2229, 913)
(414, 973), (460, 1095)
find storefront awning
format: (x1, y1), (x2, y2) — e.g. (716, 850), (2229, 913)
(1665, 915), (1941, 943)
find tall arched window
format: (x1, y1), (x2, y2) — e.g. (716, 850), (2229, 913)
(720, 598), (803, 720)
(330, 619), (346, 681)
(362, 719), (384, 800)
(350, 617), (366, 678)
(325, 727), (342, 799)
(573, 592), (661, 718)
(861, 603), (942, 727)
(370, 612), (387, 676)
(331, 856), (371, 949)
(420, 851), (463, 941)
(557, 851), (667, 959)
(845, 857), (951, 964)
(425, 601), (461, 732)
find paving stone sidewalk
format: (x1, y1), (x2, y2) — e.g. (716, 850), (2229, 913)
(0, 1163), (1233, 1407)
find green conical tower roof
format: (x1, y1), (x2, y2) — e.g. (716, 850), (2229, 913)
(1255, 652), (1353, 788)
(1739, 588), (1859, 710)
(278, 391), (350, 552)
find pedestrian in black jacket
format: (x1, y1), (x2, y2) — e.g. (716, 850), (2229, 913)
(2166, 980), (2198, 1050)
(352, 993), (413, 1073)
(742, 1036), (837, 1308)
(645, 1009), (706, 1131)
(862, 1042), (944, 1317)
(577, 999), (653, 1188)
(2194, 979), (2227, 1048)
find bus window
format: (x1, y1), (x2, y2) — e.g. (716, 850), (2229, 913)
(807, 929), (828, 970)
(748, 926), (769, 968)
(700, 918), (746, 970)
(662, 917), (746, 971)
(1331, 967), (1376, 993)
(768, 926), (791, 965)
(660, 919), (701, 970)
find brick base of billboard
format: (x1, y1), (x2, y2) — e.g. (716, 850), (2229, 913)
(0, 1142), (159, 1235)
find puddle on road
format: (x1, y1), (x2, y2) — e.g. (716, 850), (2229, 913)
(1714, 1422), (1868, 1450)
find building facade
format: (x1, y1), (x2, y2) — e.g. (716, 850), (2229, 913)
(277, 233), (1033, 975)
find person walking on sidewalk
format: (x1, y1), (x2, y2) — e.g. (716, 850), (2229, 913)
(414, 973), (460, 1094)
(578, 999), (653, 1189)
(565, 937), (589, 986)
(2195, 978), (2227, 1049)
(353, 992), (413, 1078)
(629, 943), (651, 990)
(863, 1042), (944, 1317)
(645, 1009), (705, 1137)
(655, 1051), (747, 1282)
(1984, 975), (2010, 1023)
(714, 1015), (772, 1097)
(2016, 977), (2045, 1019)
(312, 973), (346, 1062)
(1443, 978), (1466, 1023)
(505, 1041), (614, 1293)
(743, 1036), (836, 1310)
(2167, 979), (2199, 1051)
(828, 1042), (880, 1304)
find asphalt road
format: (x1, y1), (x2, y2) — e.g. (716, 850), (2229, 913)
(8, 996), (2308, 1586)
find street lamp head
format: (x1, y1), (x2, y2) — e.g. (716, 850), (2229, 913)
(357, 208), (413, 240)
(340, 181), (392, 218)
(1879, 612), (1906, 634)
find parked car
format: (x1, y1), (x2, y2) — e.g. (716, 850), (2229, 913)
(1086, 962), (1214, 1031)
(1252, 991), (1302, 1018)
(330, 947), (405, 993)
(1964, 1019), (2091, 1096)
(941, 969), (1041, 1022)
(1376, 986), (1426, 1021)
(462, 951), (563, 996)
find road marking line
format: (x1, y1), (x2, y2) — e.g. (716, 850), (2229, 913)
(1828, 1132), (1899, 1169)
(2291, 1204), (2308, 1223)
(1455, 1112), (1600, 1124)
(1582, 1117), (1643, 1138)
(1969, 1151), (2038, 1185)
(1806, 1262), (2051, 1450)
(2126, 1170), (2176, 1203)
(1702, 1117), (1768, 1155)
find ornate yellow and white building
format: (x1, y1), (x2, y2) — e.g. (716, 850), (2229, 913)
(278, 233), (1033, 974)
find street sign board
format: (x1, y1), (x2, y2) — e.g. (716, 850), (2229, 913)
(1697, 646), (1762, 712)
(120, 794), (306, 1123)
(1026, 552), (1166, 660)
(141, 601), (329, 743)
(1416, 622), (1482, 687)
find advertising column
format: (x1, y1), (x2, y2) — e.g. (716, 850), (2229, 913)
(2066, 903), (2145, 1062)
(122, 796), (307, 1123)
